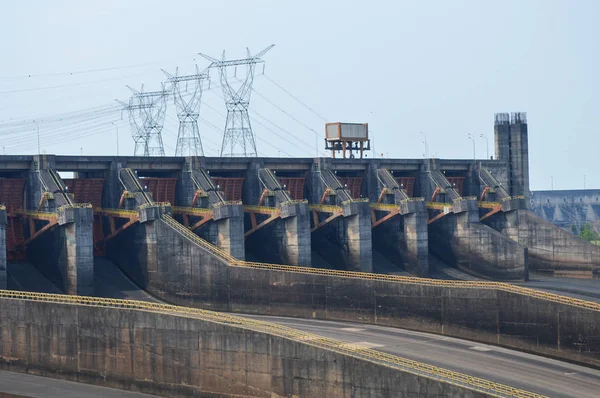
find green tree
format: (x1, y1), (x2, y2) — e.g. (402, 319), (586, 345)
(578, 223), (599, 242)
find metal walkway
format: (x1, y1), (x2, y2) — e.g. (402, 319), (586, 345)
(320, 169), (353, 203)
(376, 168), (411, 202)
(257, 168), (292, 203)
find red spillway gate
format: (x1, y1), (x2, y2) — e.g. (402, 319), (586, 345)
(141, 178), (178, 204)
(211, 178), (244, 202)
(395, 177), (416, 197)
(277, 177), (305, 200)
(338, 177), (363, 199)
(446, 177), (465, 196)
(0, 179), (26, 260)
(64, 178), (106, 256)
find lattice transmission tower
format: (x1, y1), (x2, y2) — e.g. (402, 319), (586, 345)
(117, 84), (170, 156)
(199, 45), (274, 157)
(163, 66), (209, 157)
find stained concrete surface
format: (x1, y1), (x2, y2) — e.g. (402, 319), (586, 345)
(243, 314), (600, 398)
(0, 370), (159, 398)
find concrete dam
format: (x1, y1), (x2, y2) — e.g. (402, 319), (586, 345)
(1, 113), (600, 397)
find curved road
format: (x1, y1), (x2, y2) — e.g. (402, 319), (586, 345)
(6, 259), (600, 397)
(243, 314), (600, 398)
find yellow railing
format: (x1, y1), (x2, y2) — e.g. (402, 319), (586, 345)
(0, 289), (546, 398)
(96, 208), (139, 218)
(400, 197), (425, 203)
(479, 202), (502, 209)
(281, 199), (309, 206)
(213, 200), (243, 207)
(243, 205), (280, 213)
(138, 202), (171, 210)
(370, 203), (399, 211)
(453, 196), (477, 202)
(341, 198), (369, 205)
(161, 213), (600, 312)
(57, 203), (93, 212)
(171, 207), (213, 216)
(17, 210), (58, 219)
(502, 195), (525, 202)
(426, 202), (453, 210)
(309, 204), (343, 213)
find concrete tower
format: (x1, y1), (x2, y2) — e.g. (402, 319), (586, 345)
(494, 112), (530, 208)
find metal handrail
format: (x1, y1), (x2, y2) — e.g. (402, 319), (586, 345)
(0, 289), (546, 398)
(57, 203), (93, 212)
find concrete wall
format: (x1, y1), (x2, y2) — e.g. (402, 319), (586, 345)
(531, 189), (600, 231)
(108, 218), (600, 368)
(428, 200), (527, 281)
(484, 209), (600, 277)
(0, 298), (489, 398)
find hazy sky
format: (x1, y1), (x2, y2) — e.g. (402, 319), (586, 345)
(1, 0), (598, 190)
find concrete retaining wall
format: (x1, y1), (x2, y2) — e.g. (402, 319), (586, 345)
(108, 218), (600, 368)
(484, 210), (600, 277)
(0, 298), (488, 398)
(428, 213), (527, 280)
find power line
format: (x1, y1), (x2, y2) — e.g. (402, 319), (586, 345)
(263, 74), (329, 122)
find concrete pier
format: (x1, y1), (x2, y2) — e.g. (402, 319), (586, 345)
(429, 198), (527, 280)
(213, 203), (245, 260)
(372, 167), (429, 276)
(277, 201), (311, 265)
(27, 206), (94, 295)
(341, 199), (373, 272)
(307, 165), (373, 272)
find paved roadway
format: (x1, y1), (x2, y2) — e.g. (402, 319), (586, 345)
(0, 370), (158, 397)
(6, 259), (600, 397)
(243, 314), (600, 398)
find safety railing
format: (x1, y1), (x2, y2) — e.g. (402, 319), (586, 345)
(341, 197), (369, 205)
(17, 210), (58, 219)
(400, 197), (425, 203)
(502, 195), (525, 202)
(138, 202), (171, 210)
(160, 213), (600, 312)
(171, 206), (213, 216)
(453, 196), (477, 202)
(243, 205), (280, 213)
(57, 203), (93, 212)
(478, 202), (502, 209)
(426, 202), (453, 210)
(96, 208), (139, 218)
(309, 204), (343, 213)
(280, 199), (309, 206)
(370, 203), (399, 211)
(212, 200), (243, 207)
(480, 168), (510, 198)
(0, 289), (545, 398)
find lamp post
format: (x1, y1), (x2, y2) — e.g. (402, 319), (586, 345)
(480, 134), (489, 159)
(467, 133), (476, 161)
(420, 132), (429, 159)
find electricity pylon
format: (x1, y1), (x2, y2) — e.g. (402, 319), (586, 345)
(199, 45), (274, 157)
(117, 84), (169, 156)
(163, 66), (209, 157)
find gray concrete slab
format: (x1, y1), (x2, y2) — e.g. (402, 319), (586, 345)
(0, 370), (159, 397)
(242, 314), (600, 398)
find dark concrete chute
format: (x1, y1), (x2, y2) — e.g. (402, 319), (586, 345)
(424, 166), (527, 281)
